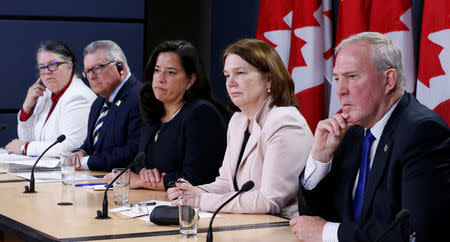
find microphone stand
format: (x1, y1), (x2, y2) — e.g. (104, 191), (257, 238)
(206, 181), (254, 242)
(375, 209), (410, 242)
(24, 135), (66, 193)
(95, 152), (146, 219)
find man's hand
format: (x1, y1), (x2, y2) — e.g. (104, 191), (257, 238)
(312, 113), (353, 162)
(74, 150), (87, 170)
(290, 215), (327, 242)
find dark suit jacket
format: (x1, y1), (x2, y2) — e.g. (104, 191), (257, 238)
(134, 99), (228, 190)
(298, 93), (450, 241)
(79, 74), (142, 171)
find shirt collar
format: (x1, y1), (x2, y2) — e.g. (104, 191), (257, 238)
(108, 72), (131, 102)
(366, 92), (403, 139)
(50, 74), (73, 103)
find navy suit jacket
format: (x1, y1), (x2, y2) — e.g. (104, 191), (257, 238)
(298, 93), (450, 241)
(79, 74), (142, 171)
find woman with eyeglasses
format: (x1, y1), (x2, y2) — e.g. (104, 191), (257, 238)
(5, 41), (96, 157)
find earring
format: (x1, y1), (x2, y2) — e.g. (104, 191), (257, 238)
(186, 86), (189, 91)
(267, 86), (271, 93)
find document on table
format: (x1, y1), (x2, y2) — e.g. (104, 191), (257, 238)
(110, 200), (215, 222)
(0, 149), (60, 168)
(10, 171), (98, 183)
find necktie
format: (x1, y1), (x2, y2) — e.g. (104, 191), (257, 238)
(353, 129), (376, 220)
(93, 100), (112, 149)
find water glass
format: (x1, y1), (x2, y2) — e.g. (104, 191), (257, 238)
(178, 194), (200, 238)
(59, 183), (75, 205)
(112, 168), (130, 205)
(60, 152), (76, 185)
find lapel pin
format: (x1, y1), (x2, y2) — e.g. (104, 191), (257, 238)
(384, 144), (388, 152)
(115, 100), (121, 106)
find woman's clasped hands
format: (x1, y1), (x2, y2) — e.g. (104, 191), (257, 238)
(167, 178), (204, 205)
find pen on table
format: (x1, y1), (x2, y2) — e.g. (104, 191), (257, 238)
(130, 201), (156, 207)
(132, 213), (150, 218)
(75, 182), (108, 187)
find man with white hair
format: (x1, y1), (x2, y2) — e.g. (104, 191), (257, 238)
(75, 40), (142, 171)
(290, 32), (449, 241)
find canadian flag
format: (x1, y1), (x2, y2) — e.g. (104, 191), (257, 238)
(329, 0), (416, 116)
(416, 0), (450, 125)
(256, 0), (332, 133)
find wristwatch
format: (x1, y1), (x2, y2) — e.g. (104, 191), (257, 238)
(20, 144), (25, 155)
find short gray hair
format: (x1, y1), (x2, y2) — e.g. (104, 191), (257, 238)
(83, 40), (130, 72)
(335, 32), (405, 90)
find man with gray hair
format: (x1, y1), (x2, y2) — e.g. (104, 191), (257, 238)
(290, 32), (449, 241)
(75, 40), (142, 171)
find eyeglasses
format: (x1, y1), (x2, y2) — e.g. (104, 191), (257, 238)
(82, 61), (115, 78)
(35, 61), (67, 75)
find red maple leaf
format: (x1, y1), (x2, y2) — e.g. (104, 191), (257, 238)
(335, 0), (370, 45)
(288, 0), (321, 73)
(256, 0), (293, 47)
(417, 0), (450, 87)
(369, 1), (411, 33)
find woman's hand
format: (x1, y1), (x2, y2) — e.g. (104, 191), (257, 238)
(139, 168), (166, 187)
(23, 78), (45, 114)
(5, 139), (26, 154)
(167, 179), (204, 205)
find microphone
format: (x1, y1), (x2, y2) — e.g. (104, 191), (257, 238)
(24, 134), (66, 193)
(375, 209), (410, 242)
(0, 123), (7, 132)
(95, 152), (146, 219)
(206, 180), (254, 242)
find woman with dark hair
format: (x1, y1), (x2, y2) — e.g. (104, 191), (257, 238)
(130, 40), (228, 190)
(5, 41), (96, 157)
(168, 39), (313, 218)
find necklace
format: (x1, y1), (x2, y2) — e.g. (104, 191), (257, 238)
(154, 102), (184, 142)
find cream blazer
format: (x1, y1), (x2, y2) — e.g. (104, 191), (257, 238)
(17, 76), (96, 157)
(199, 98), (313, 218)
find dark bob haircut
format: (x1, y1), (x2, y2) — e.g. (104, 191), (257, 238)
(140, 40), (227, 123)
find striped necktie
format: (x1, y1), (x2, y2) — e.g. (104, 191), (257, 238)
(353, 129), (376, 220)
(93, 99), (112, 149)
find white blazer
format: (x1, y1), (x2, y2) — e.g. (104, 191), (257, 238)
(199, 98), (313, 219)
(17, 76), (96, 157)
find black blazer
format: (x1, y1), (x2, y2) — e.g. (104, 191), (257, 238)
(79, 75), (142, 171)
(135, 99), (227, 190)
(298, 92), (450, 241)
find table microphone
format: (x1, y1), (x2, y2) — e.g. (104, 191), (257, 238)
(0, 123), (7, 132)
(206, 180), (254, 242)
(95, 152), (146, 219)
(24, 134), (66, 193)
(375, 208), (410, 242)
